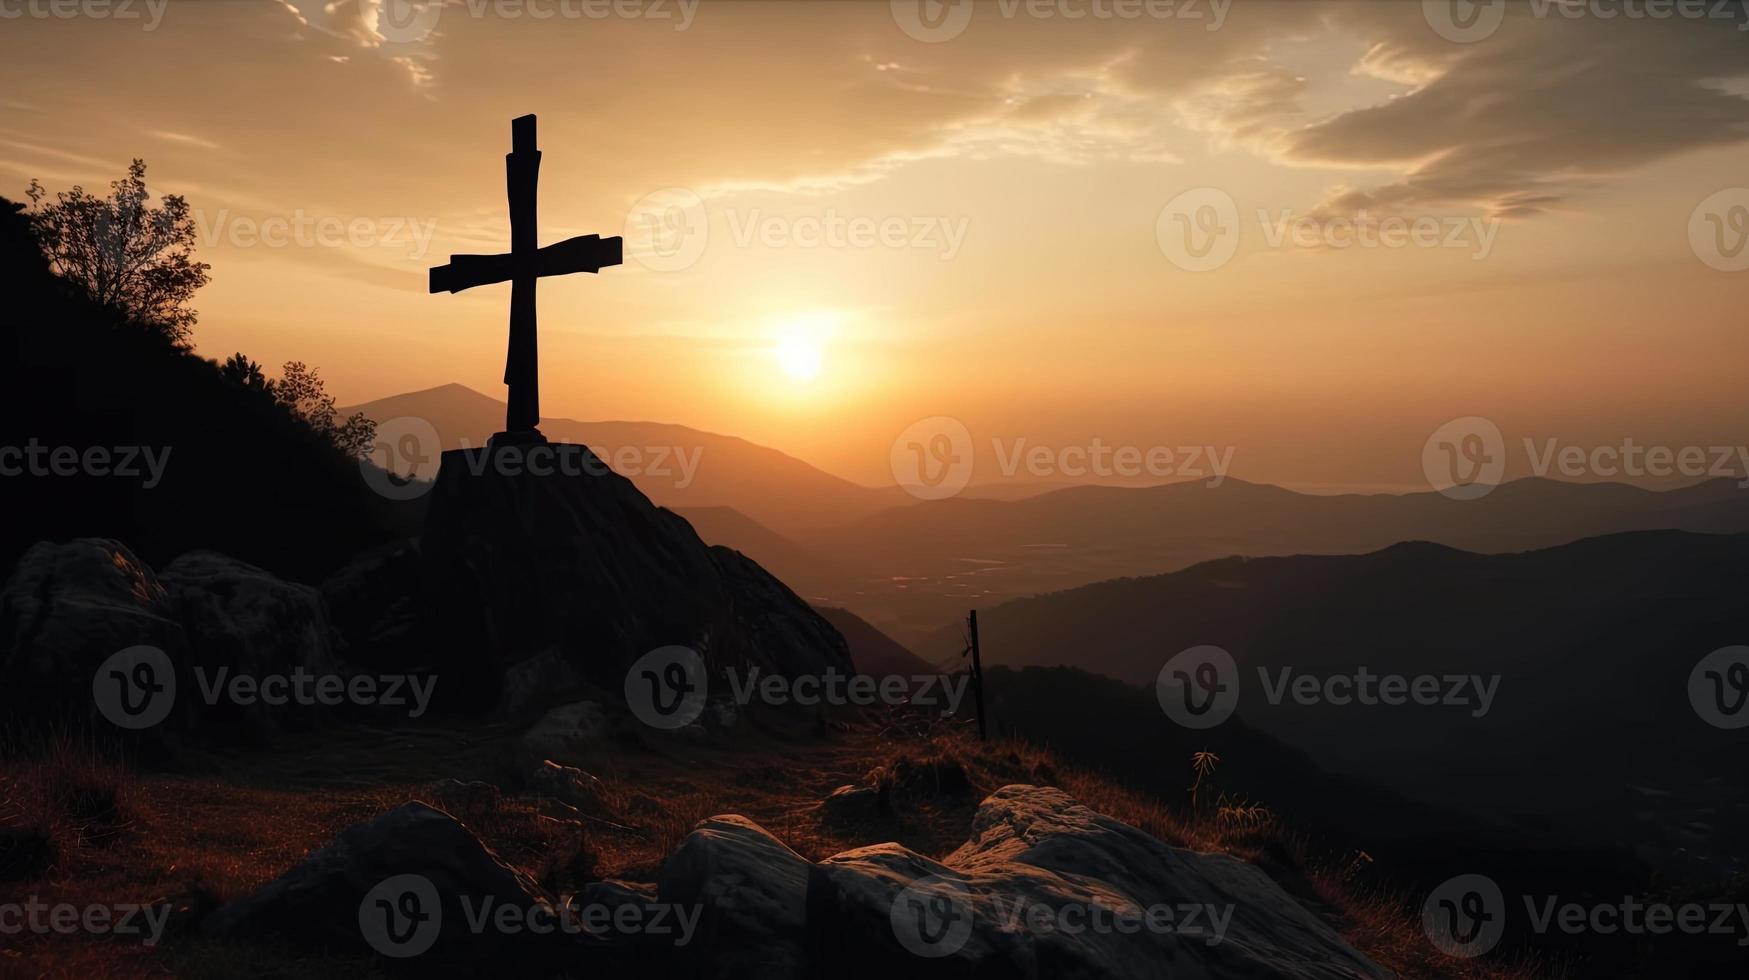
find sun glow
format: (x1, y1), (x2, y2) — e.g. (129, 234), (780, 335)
(772, 313), (835, 382)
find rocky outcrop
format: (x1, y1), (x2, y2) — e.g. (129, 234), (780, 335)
(0, 538), (186, 724)
(200, 785), (1387, 979)
(807, 785), (1390, 980)
(319, 538), (423, 671)
(529, 760), (607, 813)
(159, 551), (340, 730)
(521, 699), (614, 761)
(820, 784), (882, 827)
(657, 814), (813, 980)
(203, 802), (576, 972)
(418, 442), (850, 713)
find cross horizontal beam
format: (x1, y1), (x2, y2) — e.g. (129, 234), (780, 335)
(429, 234), (624, 294)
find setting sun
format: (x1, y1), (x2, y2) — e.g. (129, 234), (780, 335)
(773, 316), (831, 382)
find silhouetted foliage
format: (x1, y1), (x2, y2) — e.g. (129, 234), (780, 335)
(273, 361), (376, 459)
(0, 194), (415, 583)
(25, 160), (209, 347)
(219, 352), (272, 395)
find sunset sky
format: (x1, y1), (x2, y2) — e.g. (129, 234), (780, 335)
(3, 0), (1747, 491)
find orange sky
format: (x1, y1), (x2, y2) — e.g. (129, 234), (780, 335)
(2, 1), (1747, 490)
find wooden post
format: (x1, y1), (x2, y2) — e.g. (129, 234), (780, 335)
(968, 609), (987, 741)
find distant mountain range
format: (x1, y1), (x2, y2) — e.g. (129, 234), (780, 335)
(347, 385), (1749, 645)
(816, 475), (1749, 638)
(925, 529), (1749, 880)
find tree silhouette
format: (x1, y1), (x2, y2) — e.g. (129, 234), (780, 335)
(273, 361), (376, 459)
(219, 352), (273, 395)
(26, 159), (210, 347)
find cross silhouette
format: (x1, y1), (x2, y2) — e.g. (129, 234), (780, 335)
(430, 114), (623, 437)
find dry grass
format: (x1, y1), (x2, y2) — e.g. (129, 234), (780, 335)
(0, 711), (1558, 980)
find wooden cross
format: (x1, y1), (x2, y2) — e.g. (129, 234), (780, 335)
(430, 114), (623, 436)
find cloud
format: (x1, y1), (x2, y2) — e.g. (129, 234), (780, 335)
(1277, 7), (1749, 218)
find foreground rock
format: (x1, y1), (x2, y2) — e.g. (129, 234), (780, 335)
(529, 760), (607, 813)
(200, 785), (1386, 978)
(320, 538), (424, 671)
(159, 551), (341, 730)
(807, 785), (1390, 979)
(658, 814), (812, 980)
(0, 538), (186, 723)
(418, 443), (851, 712)
(203, 803), (577, 972)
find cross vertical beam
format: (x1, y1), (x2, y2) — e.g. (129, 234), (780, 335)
(505, 114), (541, 432)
